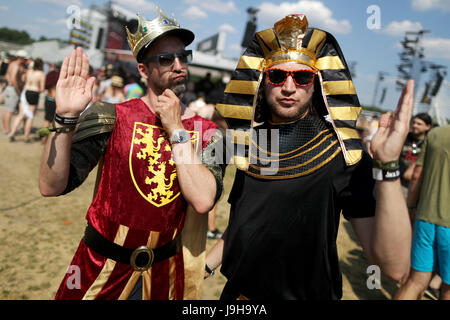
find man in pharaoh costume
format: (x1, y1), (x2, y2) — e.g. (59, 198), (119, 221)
(39, 9), (225, 300)
(205, 14), (414, 299)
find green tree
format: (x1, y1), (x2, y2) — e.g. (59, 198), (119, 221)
(0, 27), (34, 45)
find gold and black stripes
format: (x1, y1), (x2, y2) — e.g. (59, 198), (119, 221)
(216, 23), (363, 171)
(302, 29), (362, 165)
(247, 128), (342, 179)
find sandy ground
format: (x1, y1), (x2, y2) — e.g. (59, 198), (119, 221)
(0, 103), (405, 300)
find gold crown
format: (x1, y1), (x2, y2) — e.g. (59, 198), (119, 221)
(266, 14), (317, 68)
(126, 7), (194, 61)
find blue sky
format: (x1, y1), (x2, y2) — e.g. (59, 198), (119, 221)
(1, 0), (449, 116)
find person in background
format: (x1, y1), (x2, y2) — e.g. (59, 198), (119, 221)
(395, 125), (450, 300)
(102, 75), (126, 104)
(39, 62), (60, 144)
(195, 72), (214, 97)
(399, 113), (433, 195)
(124, 73), (144, 100)
(9, 57), (45, 143)
(2, 50), (27, 135)
(181, 81), (196, 106)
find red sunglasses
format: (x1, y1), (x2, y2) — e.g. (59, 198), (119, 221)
(265, 68), (317, 87)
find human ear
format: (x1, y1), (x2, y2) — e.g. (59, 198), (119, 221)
(137, 63), (150, 80)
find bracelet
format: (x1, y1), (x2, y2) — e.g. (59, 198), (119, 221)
(373, 159), (399, 170)
(372, 167), (400, 181)
(54, 113), (79, 126)
(48, 119), (76, 134)
(205, 264), (215, 276)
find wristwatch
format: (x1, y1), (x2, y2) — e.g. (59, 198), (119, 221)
(170, 129), (190, 144)
(205, 264), (215, 276)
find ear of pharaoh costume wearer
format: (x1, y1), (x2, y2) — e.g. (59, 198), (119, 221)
(216, 14), (363, 177)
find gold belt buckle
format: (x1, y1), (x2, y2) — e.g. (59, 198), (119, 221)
(130, 246), (154, 272)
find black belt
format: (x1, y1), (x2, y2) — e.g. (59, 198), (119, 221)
(83, 224), (182, 272)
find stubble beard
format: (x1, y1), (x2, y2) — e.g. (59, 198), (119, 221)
(152, 77), (187, 97)
(268, 95), (314, 123)
(170, 75), (187, 97)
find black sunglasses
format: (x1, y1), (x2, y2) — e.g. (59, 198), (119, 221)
(265, 68), (317, 87)
(142, 50), (192, 67)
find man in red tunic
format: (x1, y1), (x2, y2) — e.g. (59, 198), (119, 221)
(39, 9), (224, 300)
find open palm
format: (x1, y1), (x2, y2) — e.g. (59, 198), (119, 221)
(370, 80), (414, 162)
(55, 47), (95, 117)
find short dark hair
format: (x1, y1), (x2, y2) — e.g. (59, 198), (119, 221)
(413, 113), (432, 126)
(33, 58), (43, 71)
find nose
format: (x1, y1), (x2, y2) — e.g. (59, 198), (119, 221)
(281, 74), (296, 93)
(172, 57), (183, 71)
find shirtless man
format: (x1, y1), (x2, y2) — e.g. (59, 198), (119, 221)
(9, 57), (46, 142)
(2, 50), (27, 135)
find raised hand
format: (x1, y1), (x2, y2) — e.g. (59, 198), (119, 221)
(55, 47), (96, 117)
(370, 79), (414, 162)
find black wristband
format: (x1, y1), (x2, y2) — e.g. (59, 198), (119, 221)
(48, 119), (77, 134)
(205, 264), (215, 276)
(54, 113), (79, 126)
(372, 167), (401, 181)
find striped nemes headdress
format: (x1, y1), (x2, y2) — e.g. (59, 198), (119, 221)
(216, 14), (362, 171)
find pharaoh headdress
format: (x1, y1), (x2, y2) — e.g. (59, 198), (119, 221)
(216, 14), (362, 172)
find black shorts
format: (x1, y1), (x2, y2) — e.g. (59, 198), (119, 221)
(25, 90), (40, 105)
(44, 96), (56, 122)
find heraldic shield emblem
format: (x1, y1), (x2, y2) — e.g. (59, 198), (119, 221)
(129, 122), (199, 207)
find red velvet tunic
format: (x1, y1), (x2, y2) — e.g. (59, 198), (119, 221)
(55, 98), (218, 300)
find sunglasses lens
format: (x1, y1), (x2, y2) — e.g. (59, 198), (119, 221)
(293, 71), (314, 86)
(268, 69), (288, 85)
(179, 51), (192, 63)
(158, 55), (175, 67)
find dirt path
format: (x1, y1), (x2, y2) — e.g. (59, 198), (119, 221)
(0, 104), (402, 300)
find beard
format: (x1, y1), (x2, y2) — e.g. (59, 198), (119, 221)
(152, 75), (187, 97)
(171, 83), (186, 97)
(170, 75), (187, 97)
(268, 95), (314, 123)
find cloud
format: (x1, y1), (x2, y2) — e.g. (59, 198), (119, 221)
(184, 0), (239, 14)
(219, 24), (237, 34)
(382, 20), (424, 36)
(422, 37), (450, 60)
(411, 0), (450, 12)
(113, 0), (156, 14)
(0, 5), (9, 11)
(30, 0), (82, 7)
(183, 6), (208, 20)
(257, 0), (351, 34)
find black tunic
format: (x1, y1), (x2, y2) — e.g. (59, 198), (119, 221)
(221, 116), (376, 300)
